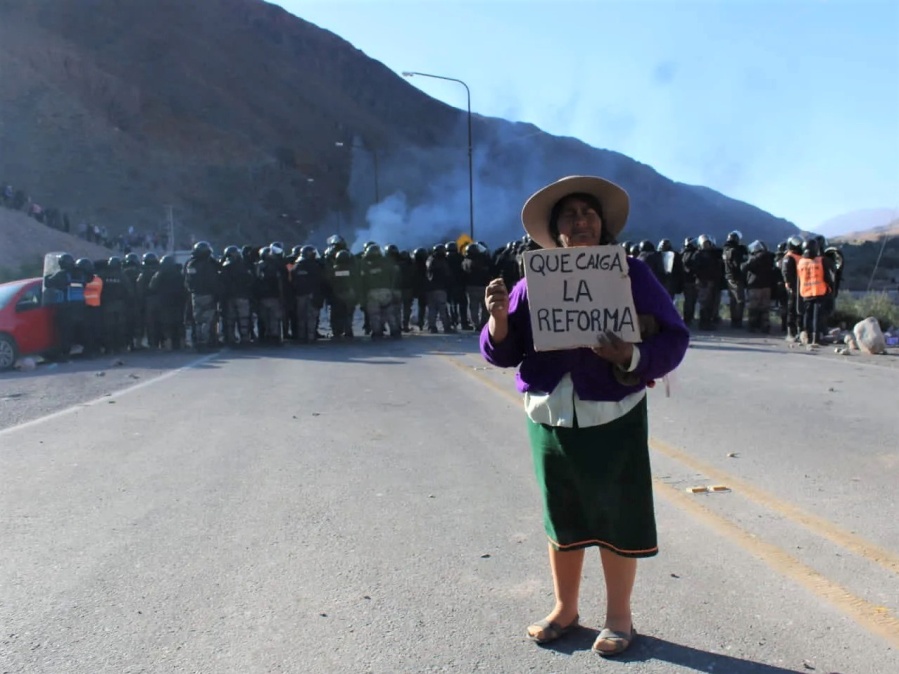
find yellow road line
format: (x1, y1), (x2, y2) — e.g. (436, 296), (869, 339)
(439, 353), (899, 647)
(441, 352), (899, 577)
(655, 481), (899, 648)
(649, 436), (899, 577)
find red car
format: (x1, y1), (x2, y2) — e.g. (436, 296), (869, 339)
(0, 277), (59, 370)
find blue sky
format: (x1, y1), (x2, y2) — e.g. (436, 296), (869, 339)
(275, 0), (899, 232)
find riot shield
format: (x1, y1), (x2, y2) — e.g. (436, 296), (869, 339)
(663, 250), (676, 275)
(42, 252), (67, 306)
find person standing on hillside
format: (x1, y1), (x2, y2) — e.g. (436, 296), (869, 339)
(480, 176), (689, 657)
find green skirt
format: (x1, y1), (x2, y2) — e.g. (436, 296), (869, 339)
(526, 397), (658, 558)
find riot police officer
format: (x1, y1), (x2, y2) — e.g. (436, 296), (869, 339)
(290, 245), (325, 343)
(327, 249), (358, 339)
(184, 241), (221, 351)
(722, 230), (748, 328)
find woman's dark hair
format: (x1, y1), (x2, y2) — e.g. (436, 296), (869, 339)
(548, 192), (617, 246)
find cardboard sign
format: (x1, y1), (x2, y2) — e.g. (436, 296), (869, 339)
(523, 245), (641, 351)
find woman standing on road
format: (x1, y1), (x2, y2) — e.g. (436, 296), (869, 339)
(479, 176), (689, 656)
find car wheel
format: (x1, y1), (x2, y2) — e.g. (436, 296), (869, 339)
(0, 333), (18, 371)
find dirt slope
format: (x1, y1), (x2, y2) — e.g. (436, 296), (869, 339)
(0, 209), (113, 280)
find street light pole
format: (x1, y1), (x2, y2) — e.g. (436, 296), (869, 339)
(402, 70), (474, 240)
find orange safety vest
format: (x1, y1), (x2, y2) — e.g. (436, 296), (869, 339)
(797, 257), (828, 299)
(84, 275), (104, 307)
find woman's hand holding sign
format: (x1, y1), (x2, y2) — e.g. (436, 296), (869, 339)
(485, 278), (510, 343)
(592, 330), (634, 369)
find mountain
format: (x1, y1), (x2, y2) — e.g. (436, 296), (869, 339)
(0, 0), (799, 254)
(832, 218), (899, 244)
(816, 208), (899, 239)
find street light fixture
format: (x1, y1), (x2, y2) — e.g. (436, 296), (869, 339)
(402, 70), (474, 240)
(335, 140), (380, 203)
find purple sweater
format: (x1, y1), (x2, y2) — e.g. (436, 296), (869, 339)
(479, 257), (690, 401)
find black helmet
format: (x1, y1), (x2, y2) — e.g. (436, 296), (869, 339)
(726, 230), (742, 245)
(802, 238), (819, 257)
(446, 241), (458, 254)
(334, 249), (352, 264)
(697, 235), (712, 250)
(141, 252), (159, 266)
(413, 247), (427, 261)
(300, 245), (317, 260)
(383, 243), (399, 258)
(787, 235), (804, 253)
(658, 239), (672, 252)
(124, 252), (140, 267)
(432, 243), (447, 257)
(57, 253), (75, 271)
(683, 237), (696, 250)
(776, 241), (787, 254)
(192, 241), (213, 258)
(621, 240), (632, 252)
(326, 234), (347, 251)
(629, 243), (641, 257)
(290, 245), (303, 259)
(747, 240), (767, 254)
(160, 254), (177, 267)
(107, 256), (122, 269)
(639, 240), (655, 253)
(363, 244), (382, 259)
(223, 245), (241, 261)
(75, 257), (94, 273)
(824, 246), (844, 270)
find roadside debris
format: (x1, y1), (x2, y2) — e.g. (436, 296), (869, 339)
(14, 357), (37, 371)
(854, 317), (886, 355)
(686, 485), (731, 494)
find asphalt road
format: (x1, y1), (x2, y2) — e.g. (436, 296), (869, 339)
(1, 331), (897, 674)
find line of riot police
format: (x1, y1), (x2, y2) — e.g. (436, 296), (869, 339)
(41, 228), (842, 357)
(41, 233), (505, 356)
(618, 232), (844, 344)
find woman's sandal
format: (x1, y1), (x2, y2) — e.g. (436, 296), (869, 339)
(592, 625), (637, 656)
(526, 614), (580, 644)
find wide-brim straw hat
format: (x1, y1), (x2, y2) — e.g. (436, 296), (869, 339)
(521, 176), (630, 249)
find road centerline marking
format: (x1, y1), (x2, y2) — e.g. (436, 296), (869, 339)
(439, 353), (899, 647)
